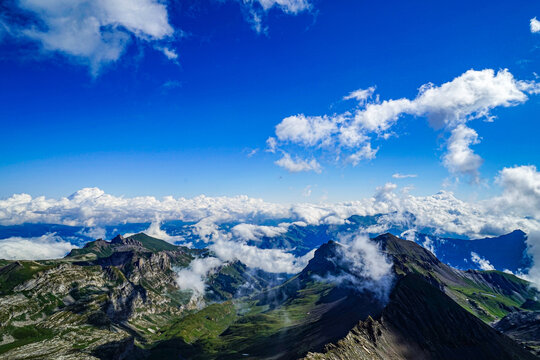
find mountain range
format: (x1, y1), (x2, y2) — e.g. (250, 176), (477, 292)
(1, 231), (539, 359)
(0, 215), (532, 273)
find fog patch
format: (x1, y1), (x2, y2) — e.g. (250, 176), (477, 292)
(315, 234), (395, 302)
(210, 239), (315, 274)
(176, 257), (223, 298)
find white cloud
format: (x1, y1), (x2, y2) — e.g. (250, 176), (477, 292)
(253, 0), (311, 13)
(239, 0), (311, 33)
(275, 114), (338, 147)
(141, 219), (186, 244)
(443, 124), (483, 180)
(231, 223), (287, 241)
(210, 238), (314, 273)
(421, 236), (436, 256)
(176, 257), (223, 296)
(316, 234), (394, 301)
(266, 137), (278, 153)
(495, 165), (540, 219)
(7, 0), (175, 75)
(348, 143), (378, 165)
(392, 173), (417, 179)
(0, 233), (77, 260)
(160, 47), (178, 60)
(275, 152), (322, 173)
(4, 164), (540, 281)
(470, 251), (495, 271)
(77, 227), (106, 239)
(270, 69), (537, 177)
(531, 17), (540, 33)
(343, 86), (376, 103)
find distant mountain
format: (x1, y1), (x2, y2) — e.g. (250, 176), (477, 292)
(0, 217), (532, 274)
(412, 230), (531, 273)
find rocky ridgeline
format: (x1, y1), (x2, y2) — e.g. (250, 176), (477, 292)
(0, 233), (203, 359)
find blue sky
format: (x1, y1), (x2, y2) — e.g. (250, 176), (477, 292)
(0, 0), (539, 203)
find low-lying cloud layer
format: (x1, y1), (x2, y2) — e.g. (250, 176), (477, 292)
(2, 164), (540, 238)
(2, 164), (540, 285)
(0, 233), (77, 260)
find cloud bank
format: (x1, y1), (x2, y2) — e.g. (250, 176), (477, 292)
(2, 164), (540, 284)
(0, 233), (77, 260)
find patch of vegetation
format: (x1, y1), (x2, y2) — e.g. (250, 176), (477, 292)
(127, 233), (178, 252)
(0, 261), (54, 295)
(159, 302), (237, 343)
(0, 325), (55, 355)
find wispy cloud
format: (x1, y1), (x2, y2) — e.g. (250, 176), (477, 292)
(392, 173), (418, 179)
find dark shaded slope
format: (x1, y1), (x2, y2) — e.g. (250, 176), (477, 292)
(304, 274), (537, 360)
(495, 311), (540, 356)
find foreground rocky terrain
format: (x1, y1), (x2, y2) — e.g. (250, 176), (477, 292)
(0, 232), (539, 359)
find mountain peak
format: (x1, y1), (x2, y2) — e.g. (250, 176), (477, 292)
(111, 234), (125, 244)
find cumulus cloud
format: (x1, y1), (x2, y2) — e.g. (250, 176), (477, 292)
(443, 124), (483, 180)
(276, 114), (338, 147)
(4, 0), (175, 75)
(0, 233), (77, 260)
(531, 17), (540, 33)
(269, 69), (538, 177)
(470, 251), (495, 271)
(275, 152), (322, 173)
(4, 164), (540, 281)
(2, 0), (312, 74)
(77, 227), (106, 240)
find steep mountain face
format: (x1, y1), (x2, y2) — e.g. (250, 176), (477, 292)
(303, 274), (537, 360)
(376, 233), (538, 323)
